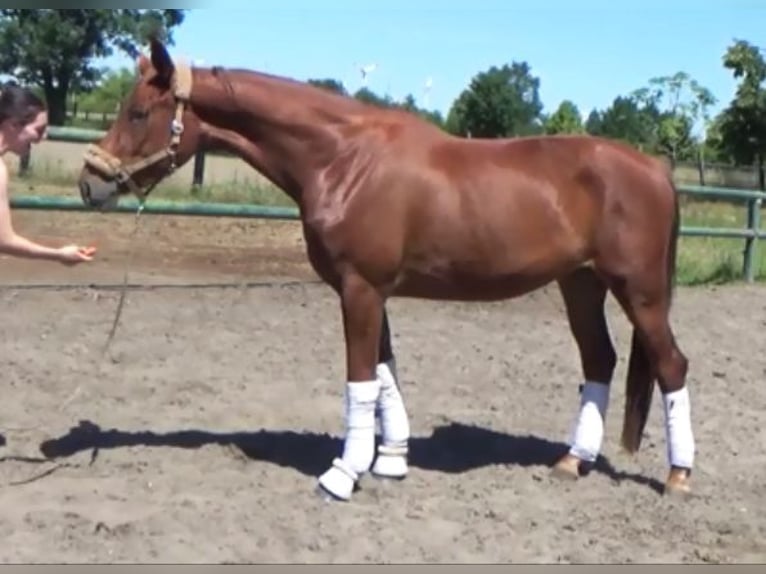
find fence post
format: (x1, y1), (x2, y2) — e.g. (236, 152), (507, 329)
(743, 197), (762, 282)
(192, 150), (205, 189)
(696, 147), (706, 186)
(19, 148), (31, 176)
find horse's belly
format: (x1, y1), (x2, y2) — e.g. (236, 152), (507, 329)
(393, 197), (590, 301)
(392, 255), (582, 301)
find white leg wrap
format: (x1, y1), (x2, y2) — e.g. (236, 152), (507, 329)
(663, 387), (695, 469)
(375, 360), (410, 445)
(318, 379), (380, 500)
(568, 381), (610, 463)
(372, 359), (410, 478)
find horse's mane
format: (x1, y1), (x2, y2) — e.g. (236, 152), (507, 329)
(206, 65), (382, 115)
(202, 64), (441, 131)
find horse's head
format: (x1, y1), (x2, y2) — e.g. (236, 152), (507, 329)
(78, 38), (202, 209)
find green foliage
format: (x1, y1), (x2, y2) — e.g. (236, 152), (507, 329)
(414, 107), (445, 129)
(631, 72), (717, 165)
(77, 67), (137, 114)
(585, 96), (660, 151)
(307, 82), (445, 129)
(717, 39), (766, 173)
(393, 93), (445, 128)
(701, 114), (735, 163)
(544, 100), (585, 134)
(353, 86), (395, 108)
(446, 62), (544, 138)
(0, 9), (185, 125)
(307, 78), (348, 96)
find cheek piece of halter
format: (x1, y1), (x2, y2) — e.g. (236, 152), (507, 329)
(82, 59), (193, 202)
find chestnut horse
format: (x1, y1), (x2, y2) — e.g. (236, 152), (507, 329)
(77, 39), (695, 502)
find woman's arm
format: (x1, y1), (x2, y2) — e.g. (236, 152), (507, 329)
(0, 160), (95, 263)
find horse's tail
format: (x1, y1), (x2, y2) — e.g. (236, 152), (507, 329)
(620, 176), (680, 453)
(620, 329), (655, 453)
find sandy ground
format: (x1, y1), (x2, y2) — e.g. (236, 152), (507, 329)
(0, 208), (765, 564)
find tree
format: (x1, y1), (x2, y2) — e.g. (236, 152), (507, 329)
(307, 78), (348, 96)
(544, 100), (585, 134)
(399, 94), (419, 113)
(717, 39), (766, 187)
(584, 109), (603, 135)
(347, 88), (444, 129)
(0, 9), (186, 125)
(78, 67), (137, 115)
(353, 86), (395, 108)
(585, 95), (660, 151)
(446, 62), (544, 138)
(631, 71), (717, 167)
(445, 97), (467, 135)
(393, 93), (445, 129)
(700, 114), (734, 164)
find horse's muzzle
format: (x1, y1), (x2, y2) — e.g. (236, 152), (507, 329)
(79, 173), (120, 210)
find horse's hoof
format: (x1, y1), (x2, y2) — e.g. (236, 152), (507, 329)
(371, 447), (408, 481)
(316, 458), (358, 502)
(663, 467), (692, 499)
(315, 482), (349, 503)
(371, 471), (407, 482)
(551, 453), (581, 481)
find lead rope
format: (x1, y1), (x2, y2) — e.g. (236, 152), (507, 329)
(55, 201), (145, 406)
(99, 199), (146, 358)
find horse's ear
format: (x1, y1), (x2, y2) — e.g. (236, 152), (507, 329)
(149, 37), (174, 84)
(136, 53), (152, 77)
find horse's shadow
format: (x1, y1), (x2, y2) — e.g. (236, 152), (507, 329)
(37, 419), (663, 494)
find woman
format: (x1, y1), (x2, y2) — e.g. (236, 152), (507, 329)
(0, 82), (95, 264)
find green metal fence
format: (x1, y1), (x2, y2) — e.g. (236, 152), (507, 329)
(12, 126), (766, 282)
(675, 184), (764, 281)
(10, 195), (300, 220)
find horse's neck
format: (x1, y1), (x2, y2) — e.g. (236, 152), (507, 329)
(201, 125), (290, 196)
(191, 67), (354, 204)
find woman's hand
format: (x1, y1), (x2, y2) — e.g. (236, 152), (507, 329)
(56, 244), (97, 265)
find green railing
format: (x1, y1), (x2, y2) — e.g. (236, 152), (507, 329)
(12, 126), (766, 282)
(10, 195), (300, 220)
(675, 184), (764, 281)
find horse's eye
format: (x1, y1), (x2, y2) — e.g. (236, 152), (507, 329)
(128, 108), (148, 122)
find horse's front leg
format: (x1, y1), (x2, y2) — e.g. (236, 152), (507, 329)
(317, 272), (385, 501)
(371, 308), (410, 480)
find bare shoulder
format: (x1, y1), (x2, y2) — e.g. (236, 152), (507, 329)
(0, 158), (8, 187)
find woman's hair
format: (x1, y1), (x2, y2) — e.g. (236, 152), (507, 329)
(0, 81), (46, 126)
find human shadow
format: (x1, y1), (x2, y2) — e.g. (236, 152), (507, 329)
(38, 419), (663, 493)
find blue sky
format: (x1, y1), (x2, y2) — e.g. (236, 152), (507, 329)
(104, 0), (765, 123)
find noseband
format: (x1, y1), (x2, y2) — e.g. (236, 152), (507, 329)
(82, 60), (193, 201)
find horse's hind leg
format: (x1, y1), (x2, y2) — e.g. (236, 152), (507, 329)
(608, 275), (693, 496)
(371, 308), (411, 479)
(552, 267), (617, 480)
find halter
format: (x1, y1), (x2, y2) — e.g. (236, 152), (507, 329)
(82, 60), (193, 201)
